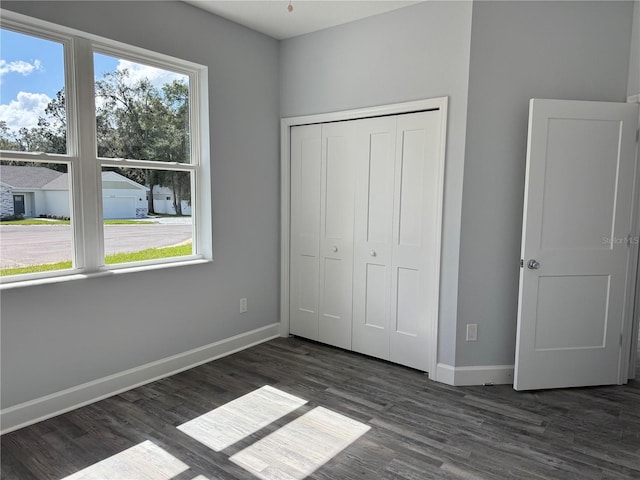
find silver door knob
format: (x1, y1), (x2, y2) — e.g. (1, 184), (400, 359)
(370, 250), (377, 257)
(332, 246), (338, 253)
(527, 259), (540, 270)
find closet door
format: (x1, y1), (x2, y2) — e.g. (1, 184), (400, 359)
(290, 124), (321, 340)
(318, 122), (356, 349)
(390, 111), (443, 371)
(352, 116), (397, 360)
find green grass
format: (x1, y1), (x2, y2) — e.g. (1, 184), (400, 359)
(104, 220), (154, 225)
(0, 243), (193, 276)
(104, 243), (192, 264)
(0, 219), (154, 226)
(0, 261), (73, 276)
(0, 219), (70, 225)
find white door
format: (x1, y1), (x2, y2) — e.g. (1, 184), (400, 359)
(389, 111), (443, 371)
(631, 104), (640, 380)
(318, 121), (356, 349)
(352, 116), (397, 360)
(290, 124), (322, 341)
(351, 111), (444, 371)
(515, 99), (639, 391)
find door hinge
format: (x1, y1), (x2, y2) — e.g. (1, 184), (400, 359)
(520, 259), (524, 268)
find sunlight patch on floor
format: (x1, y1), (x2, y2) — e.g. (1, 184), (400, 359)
(230, 406), (371, 480)
(177, 385), (307, 452)
(59, 440), (189, 480)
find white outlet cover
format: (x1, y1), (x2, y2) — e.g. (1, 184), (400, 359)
(466, 324), (478, 342)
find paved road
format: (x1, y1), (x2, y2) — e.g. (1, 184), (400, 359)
(0, 224), (193, 268)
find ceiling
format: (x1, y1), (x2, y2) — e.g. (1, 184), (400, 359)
(183, 0), (423, 40)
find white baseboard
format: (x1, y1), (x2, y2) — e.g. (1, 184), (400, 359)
(0, 323), (280, 435)
(436, 363), (514, 386)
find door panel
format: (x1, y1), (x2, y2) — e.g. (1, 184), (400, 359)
(367, 132), (395, 244)
(352, 117), (396, 360)
(390, 111), (442, 371)
(290, 125), (321, 341)
(324, 137), (351, 239)
(534, 275), (609, 349)
(515, 99), (639, 390)
(540, 118), (620, 250)
(397, 129), (426, 247)
(319, 122), (355, 349)
(364, 264), (388, 329)
(296, 255), (319, 315)
(395, 267), (420, 336)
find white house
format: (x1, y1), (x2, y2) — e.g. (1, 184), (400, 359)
(0, 165), (149, 219)
(101, 171), (150, 219)
(152, 184), (192, 216)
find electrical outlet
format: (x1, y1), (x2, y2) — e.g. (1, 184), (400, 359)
(466, 323), (478, 342)
(240, 297), (248, 313)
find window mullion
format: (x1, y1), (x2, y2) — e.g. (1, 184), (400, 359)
(99, 158), (197, 172)
(72, 37), (103, 271)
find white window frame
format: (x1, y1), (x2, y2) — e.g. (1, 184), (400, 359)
(0, 10), (212, 287)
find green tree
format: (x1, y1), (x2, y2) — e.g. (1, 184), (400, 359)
(0, 121), (16, 150)
(95, 69), (190, 214)
(0, 89), (66, 154)
(1, 69), (191, 215)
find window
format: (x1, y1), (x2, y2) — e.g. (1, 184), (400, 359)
(0, 13), (210, 283)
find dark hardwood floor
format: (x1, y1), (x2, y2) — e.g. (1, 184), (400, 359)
(2, 337), (639, 479)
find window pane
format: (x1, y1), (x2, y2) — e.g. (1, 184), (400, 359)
(0, 161), (72, 276)
(94, 53), (191, 163)
(0, 29), (67, 154)
(101, 167), (193, 265)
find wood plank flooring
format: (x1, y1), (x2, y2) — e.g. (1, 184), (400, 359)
(2, 337), (639, 479)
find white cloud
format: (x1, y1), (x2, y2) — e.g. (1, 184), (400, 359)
(0, 91), (51, 132)
(0, 59), (43, 80)
(116, 60), (187, 90)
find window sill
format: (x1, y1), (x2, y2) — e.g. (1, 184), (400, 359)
(0, 258), (212, 291)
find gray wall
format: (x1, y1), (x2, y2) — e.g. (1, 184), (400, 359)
(2, 0), (636, 410)
(280, 1), (474, 366)
(0, 1), (280, 408)
(629, 1), (640, 97)
(456, 1), (634, 366)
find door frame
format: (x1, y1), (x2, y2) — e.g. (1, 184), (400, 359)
(280, 97), (448, 380)
(628, 93), (640, 380)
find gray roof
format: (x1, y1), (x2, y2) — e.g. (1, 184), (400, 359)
(42, 174), (70, 190)
(0, 165), (65, 189)
(0, 166), (147, 191)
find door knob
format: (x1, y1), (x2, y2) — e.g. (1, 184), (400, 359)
(370, 250), (377, 257)
(527, 259), (540, 270)
(332, 246), (338, 253)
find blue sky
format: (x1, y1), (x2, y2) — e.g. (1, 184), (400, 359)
(1, 27), (186, 134)
(1, 29), (65, 104)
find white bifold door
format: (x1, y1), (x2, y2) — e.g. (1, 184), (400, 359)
(515, 99), (639, 390)
(352, 112), (442, 371)
(290, 122), (355, 350)
(289, 110), (444, 372)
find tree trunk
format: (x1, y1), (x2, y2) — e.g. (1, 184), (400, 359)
(146, 170), (155, 214)
(171, 173), (182, 215)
